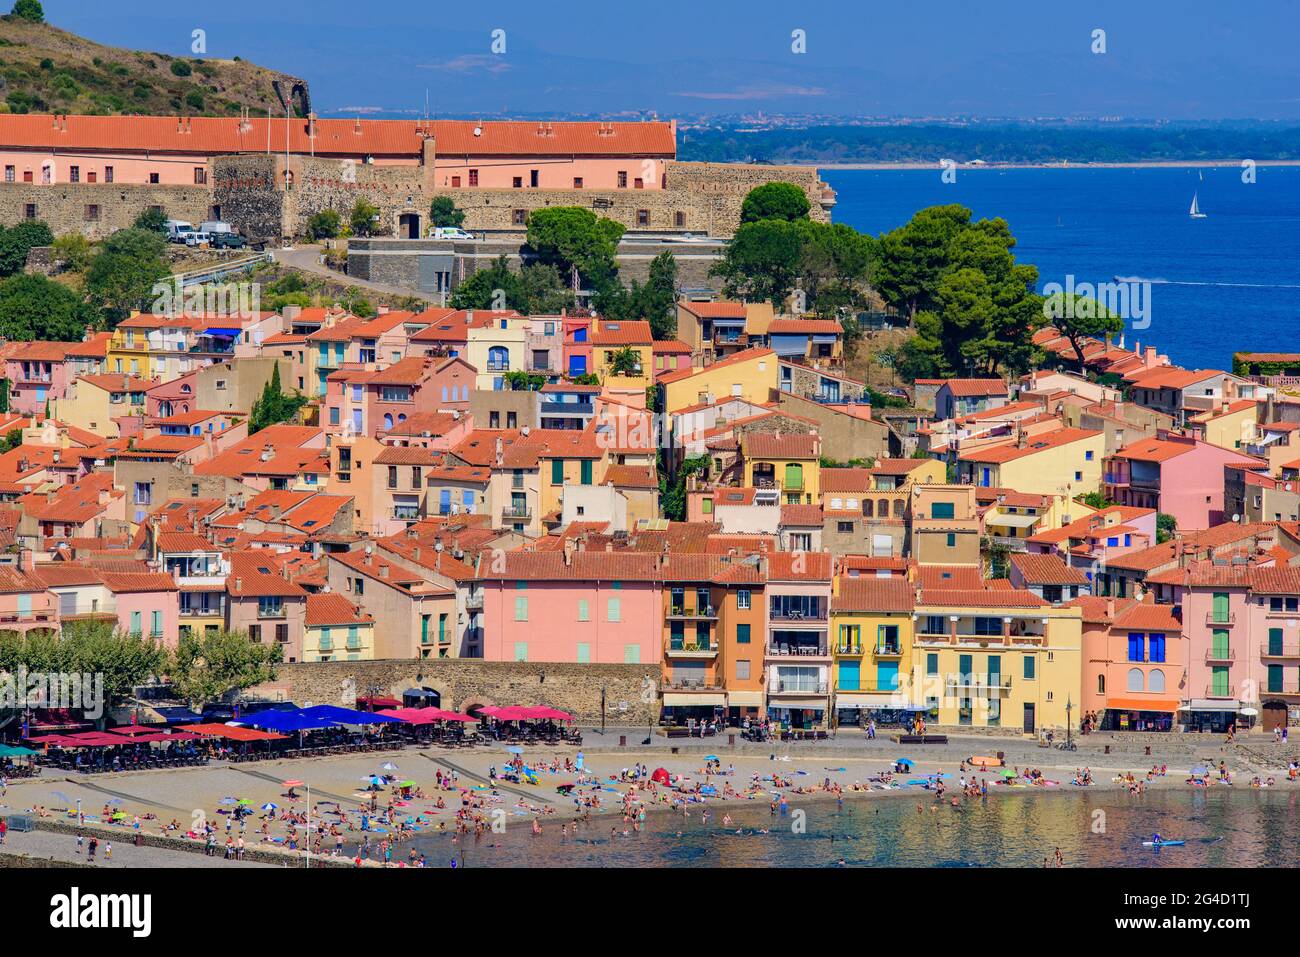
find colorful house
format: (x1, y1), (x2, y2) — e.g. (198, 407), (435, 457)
(958, 427), (1104, 500)
(830, 576), (914, 726)
(660, 347), (778, 416)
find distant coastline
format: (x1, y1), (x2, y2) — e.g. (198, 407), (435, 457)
(812, 159), (1300, 171)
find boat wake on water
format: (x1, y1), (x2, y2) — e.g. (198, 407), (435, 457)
(1113, 275), (1300, 289)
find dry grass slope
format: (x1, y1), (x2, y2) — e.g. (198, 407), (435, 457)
(0, 16), (306, 117)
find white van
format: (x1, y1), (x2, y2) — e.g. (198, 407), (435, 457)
(200, 221), (235, 235)
(166, 220), (197, 243)
(430, 226), (474, 241)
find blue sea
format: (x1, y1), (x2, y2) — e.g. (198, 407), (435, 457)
(822, 166), (1300, 371)
(409, 788), (1300, 868)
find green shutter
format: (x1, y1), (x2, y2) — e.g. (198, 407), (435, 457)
(607, 597), (621, 622)
(576, 643), (590, 663)
(515, 596), (528, 621)
(577, 599), (589, 621)
(551, 459), (564, 485)
(580, 460), (593, 485)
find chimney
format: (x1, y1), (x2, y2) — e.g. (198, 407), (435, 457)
(413, 545), (421, 561)
(1106, 598), (1115, 619)
(494, 436), (504, 466)
(235, 577), (242, 591)
(1144, 346), (1156, 367)
(380, 565), (389, 578)
(308, 112), (317, 139)
(563, 537), (575, 566)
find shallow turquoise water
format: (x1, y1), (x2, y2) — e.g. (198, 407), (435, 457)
(399, 788), (1300, 868)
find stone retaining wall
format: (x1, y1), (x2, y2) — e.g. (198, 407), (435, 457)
(257, 658), (659, 725)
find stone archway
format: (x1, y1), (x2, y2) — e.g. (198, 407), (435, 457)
(460, 696), (494, 716)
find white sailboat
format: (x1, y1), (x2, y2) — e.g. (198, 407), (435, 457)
(1189, 191), (1207, 218)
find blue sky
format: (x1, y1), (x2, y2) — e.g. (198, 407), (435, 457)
(45, 0), (1300, 120)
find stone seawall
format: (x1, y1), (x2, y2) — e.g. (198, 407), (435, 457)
(258, 658), (659, 726)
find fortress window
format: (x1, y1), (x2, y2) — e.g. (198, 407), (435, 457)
(149, 172), (160, 184)
(451, 176), (461, 187)
(530, 169), (539, 187)
(84, 204), (100, 222)
(468, 169), (478, 186)
(4, 166), (13, 182)
(87, 171), (97, 183)
(22, 170), (33, 183)
(637, 209), (649, 227)
(70, 166), (80, 182)
(634, 177), (644, 189)
(194, 167), (207, 184)
(511, 209), (527, 226)
(573, 177), (583, 189)
(105, 166), (114, 183)
(617, 170), (627, 188)
(512, 176), (522, 188)
(675, 211), (685, 228)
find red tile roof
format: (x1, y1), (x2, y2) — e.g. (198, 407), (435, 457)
(1010, 552), (1090, 586)
(832, 577), (914, 613)
(305, 593), (373, 628)
(743, 432), (819, 459)
(658, 347), (775, 385)
(0, 115), (675, 159)
(590, 320), (653, 346)
(679, 301), (747, 319)
(939, 378), (1009, 398)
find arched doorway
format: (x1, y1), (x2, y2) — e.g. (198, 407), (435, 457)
(1262, 699), (1289, 732)
(398, 213), (420, 239)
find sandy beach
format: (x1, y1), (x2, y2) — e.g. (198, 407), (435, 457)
(4, 728), (1297, 866)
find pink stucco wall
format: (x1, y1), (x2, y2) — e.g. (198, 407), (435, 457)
(481, 579), (662, 664)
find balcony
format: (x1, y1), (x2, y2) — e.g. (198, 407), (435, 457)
(1263, 684), (1300, 697)
(664, 638), (717, 658)
(257, 606), (287, 620)
(180, 605), (224, 618)
(1205, 647), (1235, 662)
(503, 505), (532, 520)
(486, 362), (510, 372)
(1206, 612), (1236, 627)
(1261, 644), (1300, 660)
(1205, 683), (1236, 699)
(666, 606), (717, 620)
(873, 644), (903, 658)
(773, 681), (829, 695)
(915, 632), (951, 645)
(949, 675), (1013, 695)
(663, 678), (724, 692)
(465, 591), (484, 610)
(834, 644), (864, 656)
(770, 608), (827, 623)
(766, 642), (830, 659)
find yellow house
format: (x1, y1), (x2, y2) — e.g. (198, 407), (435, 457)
(910, 483), (982, 566)
(659, 346), (778, 416)
(533, 427), (608, 524)
(590, 319), (654, 390)
(50, 374), (154, 438)
(302, 594), (376, 662)
(466, 313), (529, 391)
(978, 488), (1094, 546)
(908, 587), (1083, 733)
(957, 427), (1104, 500)
(1188, 398), (1260, 454)
(830, 576), (915, 724)
(741, 432), (821, 505)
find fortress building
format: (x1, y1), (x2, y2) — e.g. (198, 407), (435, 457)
(0, 113), (834, 242)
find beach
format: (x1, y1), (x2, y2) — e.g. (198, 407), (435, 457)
(5, 727), (1297, 867)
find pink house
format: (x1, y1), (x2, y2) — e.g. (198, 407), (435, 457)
(0, 563), (59, 635)
(1148, 562), (1300, 732)
(146, 371), (199, 419)
(5, 342), (77, 415)
(1074, 595), (1185, 731)
(479, 549), (662, 664)
(563, 314), (595, 379)
(1104, 432), (1260, 530)
(366, 357), (446, 438)
(652, 340), (693, 379)
(101, 571), (180, 648)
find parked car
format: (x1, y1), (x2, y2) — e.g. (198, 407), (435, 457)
(184, 232), (212, 247)
(211, 232), (247, 250)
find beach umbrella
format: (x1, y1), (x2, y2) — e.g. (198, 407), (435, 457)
(704, 755), (719, 762)
(380, 762), (399, 771)
(1191, 765), (1209, 777)
(399, 780), (417, 788)
(650, 767), (672, 785)
(236, 798), (252, 805)
(999, 770), (1016, 778)
(281, 779), (305, 788)
(260, 803), (278, 811)
(219, 797), (240, 805)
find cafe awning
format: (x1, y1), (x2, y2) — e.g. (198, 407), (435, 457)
(727, 691), (763, 707)
(1181, 699), (1243, 712)
(1105, 697), (1180, 713)
(835, 692), (903, 709)
(184, 723), (287, 742)
(299, 704), (404, 726)
(663, 692), (726, 707)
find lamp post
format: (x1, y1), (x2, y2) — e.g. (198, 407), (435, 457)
(1066, 696), (1073, 748)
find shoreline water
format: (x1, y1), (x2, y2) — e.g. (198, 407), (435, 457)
(807, 160), (1300, 171)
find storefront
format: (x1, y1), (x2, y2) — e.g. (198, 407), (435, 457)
(1180, 699), (1251, 734)
(767, 693), (828, 729)
(1100, 696), (1180, 732)
(660, 691), (726, 727)
(726, 690), (764, 727)
(834, 692), (914, 728)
